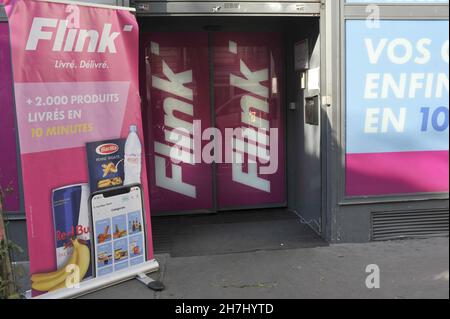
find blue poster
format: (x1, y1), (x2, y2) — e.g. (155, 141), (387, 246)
(345, 20), (449, 196)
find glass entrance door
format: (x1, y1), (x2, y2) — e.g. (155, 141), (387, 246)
(142, 32), (286, 214)
(142, 33), (214, 214)
(213, 32), (286, 209)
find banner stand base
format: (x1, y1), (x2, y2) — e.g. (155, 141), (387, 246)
(136, 272), (165, 291)
(25, 259), (160, 299)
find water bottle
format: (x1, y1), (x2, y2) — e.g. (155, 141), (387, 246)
(124, 125), (142, 185)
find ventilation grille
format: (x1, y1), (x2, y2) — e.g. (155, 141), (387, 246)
(371, 209), (449, 241)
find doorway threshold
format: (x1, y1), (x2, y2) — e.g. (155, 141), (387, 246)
(151, 209), (328, 257)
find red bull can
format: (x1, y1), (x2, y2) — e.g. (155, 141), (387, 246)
(52, 184), (92, 278)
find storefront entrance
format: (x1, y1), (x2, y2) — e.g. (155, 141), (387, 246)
(142, 28), (286, 213)
(138, 15), (324, 237)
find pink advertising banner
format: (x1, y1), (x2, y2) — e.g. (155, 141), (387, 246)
(5, 0), (154, 296)
(0, 21), (20, 212)
(213, 33), (286, 209)
(142, 32), (213, 213)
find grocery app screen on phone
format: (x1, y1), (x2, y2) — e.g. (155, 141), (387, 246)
(90, 186), (146, 277)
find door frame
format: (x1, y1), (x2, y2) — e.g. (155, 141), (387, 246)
(136, 2), (327, 237)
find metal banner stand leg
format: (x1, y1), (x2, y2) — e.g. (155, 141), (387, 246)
(136, 273), (165, 291)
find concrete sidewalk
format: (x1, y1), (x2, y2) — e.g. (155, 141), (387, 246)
(81, 237), (449, 299)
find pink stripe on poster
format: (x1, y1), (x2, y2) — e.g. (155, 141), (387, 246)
(346, 151), (449, 196)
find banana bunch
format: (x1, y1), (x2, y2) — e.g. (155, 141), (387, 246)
(31, 239), (91, 292)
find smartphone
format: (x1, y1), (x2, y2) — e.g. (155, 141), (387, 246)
(89, 184), (147, 277)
